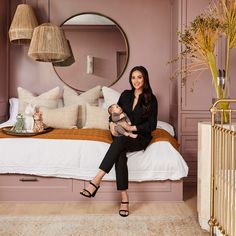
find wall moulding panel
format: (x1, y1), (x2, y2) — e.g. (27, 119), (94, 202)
(185, 160), (197, 175)
(180, 135), (197, 155)
(184, 176), (197, 184)
(181, 113), (211, 133)
(181, 153), (197, 162)
(0, 101), (8, 120)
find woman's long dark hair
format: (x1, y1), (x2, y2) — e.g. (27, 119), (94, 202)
(129, 66), (153, 115)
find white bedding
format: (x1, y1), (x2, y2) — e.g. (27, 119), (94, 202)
(0, 137), (188, 181)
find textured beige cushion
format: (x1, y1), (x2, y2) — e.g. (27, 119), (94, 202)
(39, 105), (78, 129)
(18, 87), (60, 114)
(63, 85), (101, 127)
(84, 104), (109, 130)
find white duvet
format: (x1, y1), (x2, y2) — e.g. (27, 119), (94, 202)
(0, 137), (188, 181)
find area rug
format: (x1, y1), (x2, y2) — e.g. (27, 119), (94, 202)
(0, 214), (209, 236)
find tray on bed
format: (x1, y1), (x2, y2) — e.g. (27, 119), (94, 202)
(1, 126), (53, 137)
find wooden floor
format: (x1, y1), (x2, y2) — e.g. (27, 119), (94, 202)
(0, 185), (197, 216)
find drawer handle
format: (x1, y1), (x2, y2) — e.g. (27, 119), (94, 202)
(19, 177), (38, 182)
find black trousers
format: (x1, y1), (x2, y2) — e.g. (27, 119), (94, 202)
(99, 135), (151, 190)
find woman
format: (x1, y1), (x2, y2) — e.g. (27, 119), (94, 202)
(80, 66), (158, 217)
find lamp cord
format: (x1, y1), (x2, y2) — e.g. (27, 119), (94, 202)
(48, 0), (50, 22)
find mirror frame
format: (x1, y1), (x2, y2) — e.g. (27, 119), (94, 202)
(53, 12), (130, 92)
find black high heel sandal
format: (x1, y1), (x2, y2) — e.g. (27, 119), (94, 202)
(119, 201), (129, 217)
(80, 181), (100, 198)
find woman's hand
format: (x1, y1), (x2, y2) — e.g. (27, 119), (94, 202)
(129, 125), (137, 131)
(109, 122), (116, 136)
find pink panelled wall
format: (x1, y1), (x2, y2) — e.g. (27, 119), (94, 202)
(8, 0), (172, 121)
(0, 0), (9, 122)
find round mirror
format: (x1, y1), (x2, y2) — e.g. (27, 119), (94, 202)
(53, 13), (129, 91)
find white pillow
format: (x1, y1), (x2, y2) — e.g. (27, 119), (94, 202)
(18, 87), (60, 114)
(84, 104), (109, 130)
(0, 120), (15, 128)
(157, 121), (175, 136)
(0, 98), (19, 128)
(9, 98), (19, 122)
(63, 85), (101, 127)
(102, 86), (120, 109)
(39, 105), (78, 129)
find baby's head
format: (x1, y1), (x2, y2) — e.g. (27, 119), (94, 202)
(108, 104), (123, 115)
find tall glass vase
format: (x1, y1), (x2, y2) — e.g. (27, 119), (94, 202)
(215, 73), (230, 124)
(212, 99), (230, 124)
(212, 76), (230, 124)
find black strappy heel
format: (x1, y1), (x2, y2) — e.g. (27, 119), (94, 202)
(80, 181), (100, 198)
(119, 201), (129, 217)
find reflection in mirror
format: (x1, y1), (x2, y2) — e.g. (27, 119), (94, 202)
(53, 13), (129, 91)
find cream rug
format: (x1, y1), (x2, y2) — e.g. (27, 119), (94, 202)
(0, 214), (209, 236)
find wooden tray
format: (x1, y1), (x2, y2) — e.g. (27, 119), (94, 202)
(1, 126), (53, 137)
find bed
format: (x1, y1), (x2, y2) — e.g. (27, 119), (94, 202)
(0, 87), (188, 202)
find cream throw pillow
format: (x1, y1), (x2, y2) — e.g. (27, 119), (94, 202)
(18, 87), (60, 114)
(63, 85), (101, 127)
(39, 105), (78, 129)
(84, 104), (109, 130)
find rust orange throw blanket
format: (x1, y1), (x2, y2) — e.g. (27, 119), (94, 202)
(0, 128), (179, 150)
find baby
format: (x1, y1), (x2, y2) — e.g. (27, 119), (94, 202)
(108, 104), (137, 138)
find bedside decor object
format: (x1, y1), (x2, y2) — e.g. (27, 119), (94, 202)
(170, 0), (236, 122)
(24, 103), (36, 132)
(11, 114), (25, 132)
(32, 110), (44, 133)
(8, 4), (38, 44)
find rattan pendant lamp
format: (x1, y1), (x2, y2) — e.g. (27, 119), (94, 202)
(8, 3), (38, 44)
(28, 0), (70, 62)
(53, 40), (75, 66)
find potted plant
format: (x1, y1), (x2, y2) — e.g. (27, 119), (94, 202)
(170, 0), (236, 122)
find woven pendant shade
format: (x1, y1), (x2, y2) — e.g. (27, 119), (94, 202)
(53, 40), (75, 67)
(28, 23), (70, 62)
(9, 4), (38, 45)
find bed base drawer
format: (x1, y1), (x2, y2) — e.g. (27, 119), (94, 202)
(0, 174), (78, 201)
(0, 174), (183, 202)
